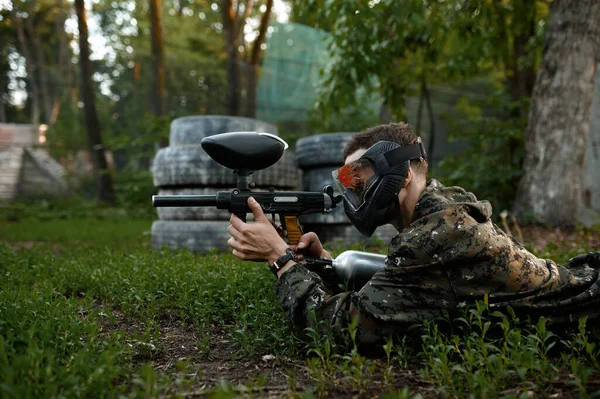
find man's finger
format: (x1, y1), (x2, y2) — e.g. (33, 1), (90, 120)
(297, 232), (316, 250)
(231, 248), (247, 260)
(247, 197), (269, 223)
(227, 236), (241, 250)
(227, 224), (244, 242)
(270, 221), (285, 239)
(230, 213), (247, 231)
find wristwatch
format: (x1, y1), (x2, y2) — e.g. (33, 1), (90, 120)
(269, 248), (297, 276)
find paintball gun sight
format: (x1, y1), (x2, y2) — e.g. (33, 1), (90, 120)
(152, 132), (343, 245)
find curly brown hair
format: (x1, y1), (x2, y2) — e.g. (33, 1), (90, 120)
(343, 123), (428, 177)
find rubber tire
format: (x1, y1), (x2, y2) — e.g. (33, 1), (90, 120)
(155, 187), (261, 221)
(152, 145), (298, 188)
(169, 115), (278, 147)
(302, 166), (339, 192)
(296, 133), (355, 169)
(151, 220), (231, 253)
(302, 223), (398, 246)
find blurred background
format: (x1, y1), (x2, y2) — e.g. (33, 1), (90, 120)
(0, 0), (598, 229)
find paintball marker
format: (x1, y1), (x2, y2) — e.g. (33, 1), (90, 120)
(152, 132), (343, 245)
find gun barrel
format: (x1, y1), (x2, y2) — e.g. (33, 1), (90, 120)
(152, 195), (217, 207)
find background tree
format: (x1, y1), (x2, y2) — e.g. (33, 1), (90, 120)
(244, 0), (272, 118)
(90, 0), (228, 167)
(220, 0), (247, 115)
(513, 0), (600, 226)
(6, 0), (70, 128)
(75, 0), (116, 204)
(149, 0), (165, 120)
(219, 0), (274, 116)
(308, 0), (547, 123)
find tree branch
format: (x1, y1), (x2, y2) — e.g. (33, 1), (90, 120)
(250, 0), (272, 65)
(235, 0), (254, 42)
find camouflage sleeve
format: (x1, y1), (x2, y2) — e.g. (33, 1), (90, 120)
(275, 263), (448, 346)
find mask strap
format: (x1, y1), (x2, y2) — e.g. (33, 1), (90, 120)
(384, 142), (427, 166)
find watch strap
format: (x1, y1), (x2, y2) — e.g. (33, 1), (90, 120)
(269, 248), (297, 276)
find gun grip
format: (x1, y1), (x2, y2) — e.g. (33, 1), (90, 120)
(284, 216), (302, 246)
(235, 213), (247, 222)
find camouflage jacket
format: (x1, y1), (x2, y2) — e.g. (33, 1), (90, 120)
(275, 179), (600, 345)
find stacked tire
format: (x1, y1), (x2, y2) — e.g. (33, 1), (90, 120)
(296, 133), (398, 245)
(151, 116), (298, 253)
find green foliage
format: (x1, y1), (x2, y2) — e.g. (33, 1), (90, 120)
(107, 114), (166, 213)
(1, 216), (599, 397)
(307, 0), (549, 122)
(0, 195), (155, 221)
(419, 301), (600, 398)
(436, 95), (527, 214)
(113, 167), (157, 214)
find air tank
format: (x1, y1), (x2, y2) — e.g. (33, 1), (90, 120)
(305, 250), (387, 290)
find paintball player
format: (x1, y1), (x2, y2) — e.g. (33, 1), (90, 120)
(226, 123), (600, 345)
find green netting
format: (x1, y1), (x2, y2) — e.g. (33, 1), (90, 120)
(257, 22), (330, 122)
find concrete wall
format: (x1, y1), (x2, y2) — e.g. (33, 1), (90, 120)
(0, 148), (24, 201)
(17, 149), (66, 199)
(0, 124), (37, 150)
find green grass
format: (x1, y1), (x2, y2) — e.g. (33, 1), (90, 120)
(0, 219), (151, 248)
(1, 207), (599, 398)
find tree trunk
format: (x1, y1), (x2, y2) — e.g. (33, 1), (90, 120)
(513, 0), (600, 226)
(245, 0), (272, 117)
(493, 0), (537, 116)
(245, 64), (258, 117)
(0, 92), (6, 123)
(221, 0), (240, 115)
(423, 77), (435, 168)
(14, 16), (40, 126)
(150, 0), (165, 118)
(510, 0), (537, 104)
(379, 102), (392, 124)
(75, 0), (116, 205)
(50, 0), (69, 126)
(415, 73), (425, 135)
(25, 8), (53, 125)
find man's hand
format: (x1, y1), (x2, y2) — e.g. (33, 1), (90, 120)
(227, 197), (289, 265)
(290, 232), (332, 261)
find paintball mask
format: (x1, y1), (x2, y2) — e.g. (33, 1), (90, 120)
(332, 140), (427, 237)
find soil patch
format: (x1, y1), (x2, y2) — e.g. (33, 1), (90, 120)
(95, 305), (436, 397)
(1, 240), (62, 256)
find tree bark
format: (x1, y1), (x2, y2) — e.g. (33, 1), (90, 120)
(245, 0), (272, 117)
(75, 0), (116, 205)
(513, 0), (600, 226)
(150, 0), (165, 118)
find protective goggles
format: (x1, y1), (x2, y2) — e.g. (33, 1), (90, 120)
(331, 140), (427, 211)
(331, 159), (379, 211)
